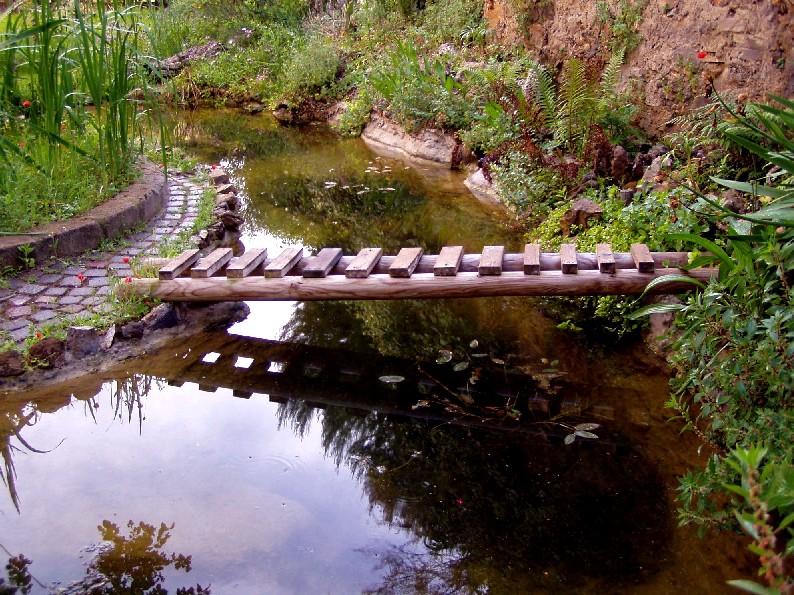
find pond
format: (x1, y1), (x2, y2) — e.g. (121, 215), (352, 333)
(0, 110), (752, 593)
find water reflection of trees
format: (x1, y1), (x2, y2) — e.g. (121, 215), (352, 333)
(0, 520), (209, 594)
(279, 403), (671, 593)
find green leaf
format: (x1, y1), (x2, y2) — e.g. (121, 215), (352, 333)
(725, 579), (779, 595)
(563, 433), (575, 445)
(379, 375), (405, 384)
(575, 423), (600, 431)
(666, 233), (736, 272)
(628, 301), (685, 320)
(574, 430), (599, 439)
(453, 361), (469, 372)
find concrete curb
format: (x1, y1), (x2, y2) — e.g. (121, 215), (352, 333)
(0, 158), (167, 270)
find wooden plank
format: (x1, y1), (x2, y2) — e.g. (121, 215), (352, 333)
(630, 243), (655, 273)
(345, 248), (383, 279)
(130, 268), (718, 302)
(191, 248), (233, 278)
(159, 249), (200, 280)
(226, 248), (267, 279)
(389, 247), (423, 278)
(560, 244), (578, 274)
(595, 243), (616, 274)
(303, 247), (343, 278)
(264, 247), (303, 278)
(434, 246), (464, 276)
(523, 244), (541, 275)
(479, 245), (505, 276)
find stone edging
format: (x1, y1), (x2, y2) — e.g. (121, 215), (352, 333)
(0, 157), (167, 270)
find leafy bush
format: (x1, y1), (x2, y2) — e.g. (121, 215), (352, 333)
(371, 41), (475, 132)
(634, 96), (793, 592)
(417, 0), (485, 45)
(279, 36), (342, 101)
(489, 150), (567, 215)
(333, 86), (374, 137)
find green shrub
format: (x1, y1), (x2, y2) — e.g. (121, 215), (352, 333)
(333, 87), (374, 137)
(279, 36), (342, 101)
(417, 0), (485, 45)
(489, 150), (567, 215)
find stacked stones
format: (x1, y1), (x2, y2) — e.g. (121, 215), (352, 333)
(198, 167), (244, 252)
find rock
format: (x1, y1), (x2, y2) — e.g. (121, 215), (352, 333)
(0, 350), (25, 376)
(611, 145), (631, 183)
(218, 211), (244, 230)
(644, 295), (683, 356)
(560, 198), (603, 236)
(142, 303), (180, 331)
(215, 193), (239, 210)
(721, 189), (746, 213)
(641, 154), (672, 185)
(463, 168), (501, 205)
(66, 326), (103, 359)
(272, 104), (294, 124)
(209, 168), (230, 185)
(120, 320), (145, 340)
(361, 114), (463, 167)
(215, 182), (237, 195)
(27, 336), (66, 369)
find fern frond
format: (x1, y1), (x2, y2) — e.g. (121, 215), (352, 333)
(558, 58), (593, 152)
(532, 63), (557, 134)
(597, 48), (625, 111)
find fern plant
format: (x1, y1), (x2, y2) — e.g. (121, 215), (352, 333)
(531, 51), (629, 155)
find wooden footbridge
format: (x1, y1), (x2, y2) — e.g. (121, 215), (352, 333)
(129, 243), (714, 302)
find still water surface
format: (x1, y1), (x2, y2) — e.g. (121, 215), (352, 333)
(0, 110), (750, 593)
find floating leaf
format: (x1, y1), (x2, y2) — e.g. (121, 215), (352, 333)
(469, 374), (478, 384)
(436, 350), (453, 364)
(471, 353), (488, 358)
(459, 393), (475, 405)
(453, 361), (470, 372)
(564, 433), (576, 445)
(574, 430), (599, 439)
(412, 400), (431, 410)
(379, 375), (405, 384)
(491, 357), (505, 365)
(469, 339), (479, 348)
(575, 423), (600, 431)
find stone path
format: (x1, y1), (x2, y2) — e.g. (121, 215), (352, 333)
(0, 172), (205, 345)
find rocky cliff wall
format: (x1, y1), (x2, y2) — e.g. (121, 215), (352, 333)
(484, 0), (794, 133)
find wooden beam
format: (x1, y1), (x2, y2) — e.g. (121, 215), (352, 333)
(191, 248), (233, 278)
(130, 268), (717, 302)
(434, 246), (464, 276)
(479, 245), (505, 276)
(159, 249), (200, 280)
(264, 247), (303, 278)
(631, 243), (655, 273)
(226, 248), (267, 278)
(560, 244), (578, 274)
(346, 248), (383, 278)
(389, 247), (423, 278)
(596, 244), (616, 274)
(303, 248), (343, 278)
(523, 244), (540, 275)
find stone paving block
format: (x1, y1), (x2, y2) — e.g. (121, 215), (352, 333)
(70, 286), (95, 297)
(88, 277), (109, 288)
(61, 304), (85, 314)
(83, 268), (108, 278)
(9, 328), (29, 342)
(44, 286), (69, 297)
(38, 273), (64, 284)
(60, 296), (84, 305)
(82, 296), (102, 306)
(7, 305), (32, 318)
(95, 286), (112, 296)
(64, 266), (86, 276)
(8, 295), (29, 306)
(31, 310), (58, 323)
(0, 318), (28, 332)
(18, 284), (46, 295)
(34, 295), (57, 305)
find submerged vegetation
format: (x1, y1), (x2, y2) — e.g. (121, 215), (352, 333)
(0, 0), (791, 589)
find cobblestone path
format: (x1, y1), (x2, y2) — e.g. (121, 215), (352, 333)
(0, 172), (204, 344)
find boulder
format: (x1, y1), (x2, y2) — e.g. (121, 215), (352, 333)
(560, 198), (603, 236)
(27, 336), (66, 369)
(0, 350), (25, 376)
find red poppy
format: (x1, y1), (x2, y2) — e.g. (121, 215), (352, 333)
(211, 164), (217, 169)
(697, 51), (708, 59)
(122, 256), (130, 264)
(124, 277), (132, 283)
(35, 332), (42, 339)
(77, 273), (86, 283)
(22, 100), (31, 107)
(456, 498), (464, 506)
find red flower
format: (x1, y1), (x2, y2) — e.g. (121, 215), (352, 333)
(122, 256), (130, 264)
(22, 100), (31, 107)
(35, 332), (42, 339)
(18, 141), (25, 147)
(697, 51), (708, 59)
(456, 498), (464, 506)
(124, 277), (132, 283)
(77, 273), (86, 283)
(211, 164), (217, 169)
